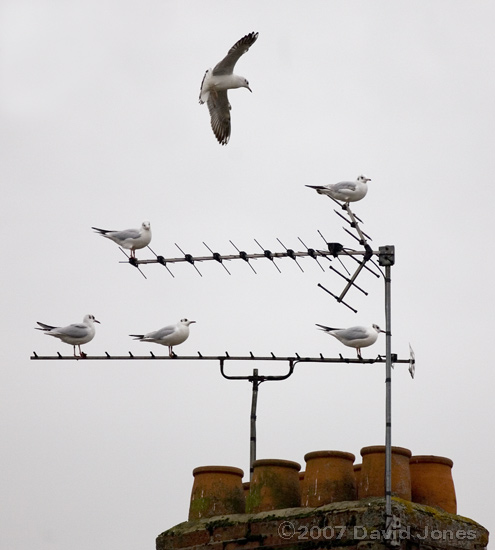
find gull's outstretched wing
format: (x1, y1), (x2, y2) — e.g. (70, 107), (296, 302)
(207, 91), (231, 145)
(213, 32), (258, 75)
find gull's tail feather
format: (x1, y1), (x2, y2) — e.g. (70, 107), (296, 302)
(130, 334), (145, 340)
(35, 322), (56, 331)
(91, 226), (112, 235)
(316, 323), (340, 332)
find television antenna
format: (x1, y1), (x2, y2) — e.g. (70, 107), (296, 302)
(32, 199), (414, 540)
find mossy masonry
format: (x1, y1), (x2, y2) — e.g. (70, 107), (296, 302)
(157, 498), (488, 550)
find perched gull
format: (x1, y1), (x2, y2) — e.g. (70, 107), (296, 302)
(35, 314), (100, 358)
(316, 323), (385, 359)
(91, 221), (151, 258)
(199, 31), (259, 145)
(306, 175), (371, 204)
(130, 318), (196, 357)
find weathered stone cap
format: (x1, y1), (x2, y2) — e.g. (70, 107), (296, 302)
(157, 497), (488, 550)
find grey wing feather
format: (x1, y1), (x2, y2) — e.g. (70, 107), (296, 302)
(153, 326), (177, 339)
(332, 181), (357, 192)
(59, 324), (89, 337)
(213, 32), (258, 75)
(207, 91), (231, 145)
(109, 229), (141, 240)
(135, 326), (176, 341)
(343, 327), (369, 340)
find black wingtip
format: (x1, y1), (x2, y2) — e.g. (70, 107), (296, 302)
(244, 31), (259, 42)
(315, 323), (336, 331)
(230, 31), (259, 53)
(91, 226), (110, 235)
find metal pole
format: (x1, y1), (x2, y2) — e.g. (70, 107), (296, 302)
(378, 245), (394, 534)
(250, 368), (259, 481)
(384, 263), (392, 526)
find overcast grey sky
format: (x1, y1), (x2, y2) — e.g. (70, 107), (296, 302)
(1, 1), (494, 548)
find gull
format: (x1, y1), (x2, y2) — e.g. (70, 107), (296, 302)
(199, 31), (259, 145)
(306, 175), (371, 204)
(91, 221), (151, 258)
(316, 323), (385, 359)
(130, 318), (196, 357)
(35, 314), (100, 358)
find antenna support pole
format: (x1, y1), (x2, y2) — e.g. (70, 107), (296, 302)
(249, 369), (259, 480)
(379, 245), (396, 541)
(218, 359), (296, 481)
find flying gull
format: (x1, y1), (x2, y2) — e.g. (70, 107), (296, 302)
(199, 32), (258, 145)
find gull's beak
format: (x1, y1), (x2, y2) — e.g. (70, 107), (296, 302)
(190, 320), (196, 324)
(95, 319), (101, 324)
(247, 86), (252, 93)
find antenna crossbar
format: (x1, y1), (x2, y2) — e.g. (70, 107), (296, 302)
(132, 248), (376, 266)
(30, 352), (411, 365)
